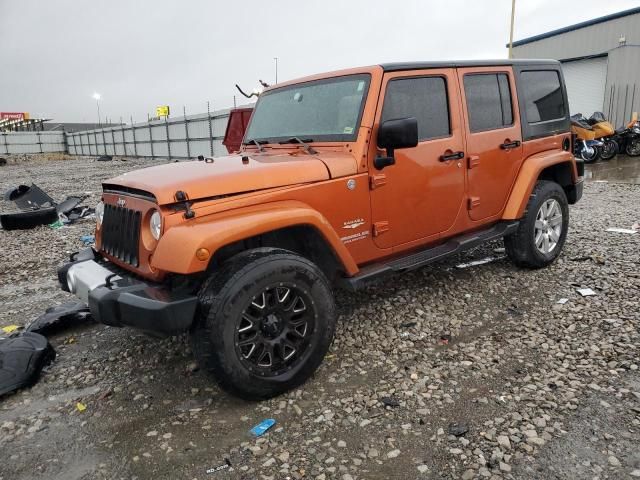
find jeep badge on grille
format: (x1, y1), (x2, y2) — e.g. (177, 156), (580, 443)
(116, 198), (126, 207)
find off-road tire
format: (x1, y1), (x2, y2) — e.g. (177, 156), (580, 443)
(504, 180), (569, 269)
(191, 248), (336, 400)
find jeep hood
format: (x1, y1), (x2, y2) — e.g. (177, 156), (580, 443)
(104, 152), (357, 205)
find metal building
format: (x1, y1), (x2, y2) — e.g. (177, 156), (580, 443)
(511, 7), (640, 127)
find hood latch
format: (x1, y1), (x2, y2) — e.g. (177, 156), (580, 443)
(175, 190), (195, 219)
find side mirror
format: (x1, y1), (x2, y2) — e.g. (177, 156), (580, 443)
(375, 117), (418, 170)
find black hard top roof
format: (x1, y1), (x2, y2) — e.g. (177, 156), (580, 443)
(380, 59), (560, 72)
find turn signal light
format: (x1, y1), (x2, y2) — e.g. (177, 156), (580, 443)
(196, 248), (210, 261)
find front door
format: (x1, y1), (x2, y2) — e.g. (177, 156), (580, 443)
(370, 69), (466, 249)
(457, 67), (523, 221)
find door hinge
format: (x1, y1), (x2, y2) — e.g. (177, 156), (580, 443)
(369, 173), (387, 190)
(468, 197), (481, 210)
(373, 221), (389, 236)
(468, 155), (480, 169)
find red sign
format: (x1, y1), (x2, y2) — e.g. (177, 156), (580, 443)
(0, 112), (28, 120)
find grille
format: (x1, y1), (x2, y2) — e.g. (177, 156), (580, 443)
(101, 204), (142, 266)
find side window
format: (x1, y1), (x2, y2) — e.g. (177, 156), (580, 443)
(520, 70), (565, 123)
(464, 73), (513, 132)
(381, 76), (450, 141)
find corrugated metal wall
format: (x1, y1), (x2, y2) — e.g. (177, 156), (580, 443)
(1, 107), (235, 158)
(1, 131), (66, 154)
(65, 108), (232, 159)
(512, 11), (640, 127)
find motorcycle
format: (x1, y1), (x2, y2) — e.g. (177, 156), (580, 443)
(609, 116), (640, 157)
(587, 112), (617, 160)
(570, 114), (604, 163)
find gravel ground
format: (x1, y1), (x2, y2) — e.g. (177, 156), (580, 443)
(0, 154), (639, 480)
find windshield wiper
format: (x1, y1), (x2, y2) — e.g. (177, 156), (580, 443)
(278, 137), (317, 155)
(243, 138), (268, 152)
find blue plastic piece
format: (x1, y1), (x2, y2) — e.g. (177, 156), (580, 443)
(80, 235), (95, 246)
(250, 418), (276, 437)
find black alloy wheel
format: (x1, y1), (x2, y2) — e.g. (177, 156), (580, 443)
(235, 284), (315, 377)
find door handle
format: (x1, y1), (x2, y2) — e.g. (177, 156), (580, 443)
(500, 140), (521, 150)
(440, 150), (465, 161)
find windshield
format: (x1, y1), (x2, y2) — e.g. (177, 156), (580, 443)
(244, 74), (370, 144)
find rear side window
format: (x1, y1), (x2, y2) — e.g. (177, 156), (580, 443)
(464, 73), (513, 132)
(381, 76), (450, 141)
(520, 70), (565, 123)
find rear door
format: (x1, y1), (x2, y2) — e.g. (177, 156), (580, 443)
(370, 69), (466, 249)
(457, 67), (522, 221)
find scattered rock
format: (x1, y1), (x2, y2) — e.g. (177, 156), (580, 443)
(448, 422), (469, 437)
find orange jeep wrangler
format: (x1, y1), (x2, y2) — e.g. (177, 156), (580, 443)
(59, 60), (583, 400)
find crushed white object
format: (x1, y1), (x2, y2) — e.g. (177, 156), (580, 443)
(456, 256), (501, 269)
(606, 228), (637, 234)
(557, 298), (569, 304)
(577, 288), (597, 297)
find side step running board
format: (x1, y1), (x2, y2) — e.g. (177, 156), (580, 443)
(339, 221), (519, 291)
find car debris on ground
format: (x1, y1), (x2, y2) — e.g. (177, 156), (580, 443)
(577, 287), (597, 296)
(250, 418), (276, 437)
(25, 301), (92, 336)
(606, 227), (638, 234)
(0, 332), (55, 397)
(0, 183), (93, 230)
(455, 256), (503, 269)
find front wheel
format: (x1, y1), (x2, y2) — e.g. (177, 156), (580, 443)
(505, 180), (569, 269)
(580, 145), (600, 163)
(625, 138), (640, 156)
(191, 248), (336, 400)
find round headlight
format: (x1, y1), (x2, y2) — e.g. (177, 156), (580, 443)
(633, 126), (640, 134)
(95, 201), (105, 227)
(150, 210), (162, 240)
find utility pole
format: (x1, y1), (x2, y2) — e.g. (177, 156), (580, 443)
(92, 93), (102, 126)
(508, 0), (516, 59)
(274, 57), (279, 84)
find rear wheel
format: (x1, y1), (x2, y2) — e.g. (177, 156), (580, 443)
(505, 180), (569, 269)
(191, 248), (336, 400)
(625, 138), (640, 156)
(599, 139), (618, 160)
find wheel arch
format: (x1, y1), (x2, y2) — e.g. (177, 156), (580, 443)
(207, 225), (346, 281)
(503, 151), (578, 219)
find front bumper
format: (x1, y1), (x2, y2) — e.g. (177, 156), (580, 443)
(58, 248), (198, 335)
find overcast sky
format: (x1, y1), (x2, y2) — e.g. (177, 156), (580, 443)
(1, 0), (638, 123)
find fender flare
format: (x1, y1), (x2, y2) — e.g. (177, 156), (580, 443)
(502, 150), (576, 220)
(151, 200), (358, 275)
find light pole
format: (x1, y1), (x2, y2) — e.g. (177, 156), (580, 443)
(274, 57), (278, 84)
(92, 92), (102, 126)
(508, 0), (516, 59)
